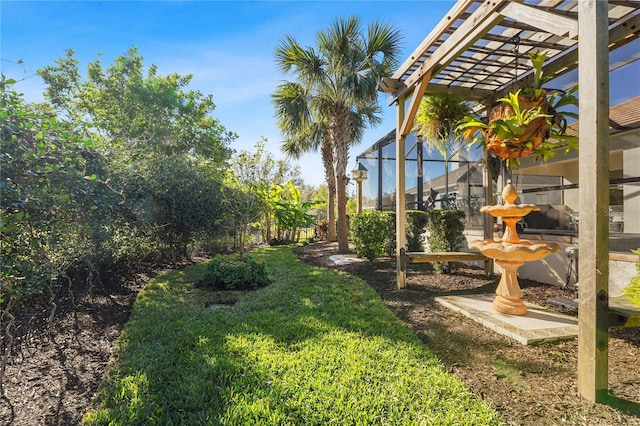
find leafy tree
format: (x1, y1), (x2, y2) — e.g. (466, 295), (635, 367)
(220, 184), (263, 260)
(131, 156), (226, 261)
(226, 143), (315, 253)
(273, 17), (402, 253)
(270, 181), (318, 242)
(38, 47), (236, 260)
(38, 47), (235, 164)
(229, 139), (303, 243)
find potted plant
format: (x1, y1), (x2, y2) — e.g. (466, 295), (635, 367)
(457, 52), (578, 167)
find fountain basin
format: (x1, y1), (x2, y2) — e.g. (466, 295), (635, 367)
(480, 204), (539, 218)
(469, 239), (560, 262)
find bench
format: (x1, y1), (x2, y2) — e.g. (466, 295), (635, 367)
(401, 249), (491, 273)
(405, 251), (488, 263)
(548, 296), (640, 328)
(609, 297), (640, 328)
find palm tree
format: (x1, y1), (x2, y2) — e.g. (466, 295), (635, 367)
(412, 94), (470, 203)
(273, 16), (402, 252)
(272, 81), (338, 242)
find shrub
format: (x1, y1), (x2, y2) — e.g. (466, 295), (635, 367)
(269, 238), (295, 246)
(198, 254), (271, 291)
(406, 210), (428, 252)
(351, 211), (395, 262)
(426, 210), (466, 273)
(378, 210), (428, 256)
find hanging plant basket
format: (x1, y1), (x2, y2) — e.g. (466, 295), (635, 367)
(485, 92), (552, 160)
(456, 52), (579, 167)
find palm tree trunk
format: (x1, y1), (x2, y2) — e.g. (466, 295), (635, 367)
(336, 170), (349, 252)
(333, 114), (351, 253)
(322, 140), (337, 242)
(327, 189), (337, 241)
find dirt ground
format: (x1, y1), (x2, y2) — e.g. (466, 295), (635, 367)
(1, 243), (638, 425)
(0, 261), (169, 426)
(293, 242), (640, 426)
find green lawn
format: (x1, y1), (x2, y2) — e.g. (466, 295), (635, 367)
(84, 245), (503, 425)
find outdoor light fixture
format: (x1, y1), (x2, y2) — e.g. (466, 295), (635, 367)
(351, 161), (368, 213)
(351, 161), (368, 183)
(378, 76), (401, 94)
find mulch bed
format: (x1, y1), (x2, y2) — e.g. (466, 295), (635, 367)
(293, 242), (640, 426)
(1, 243), (638, 425)
(0, 261), (173, 426)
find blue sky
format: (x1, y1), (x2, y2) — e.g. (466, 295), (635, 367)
(1, 0), (455, 187)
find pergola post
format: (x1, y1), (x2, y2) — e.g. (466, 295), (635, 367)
(577, 0), (610, 403)
(395, 76), (429, 290)
(396, 95), (407, 290)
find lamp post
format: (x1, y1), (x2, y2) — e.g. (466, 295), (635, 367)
(351, 162), (368, 213)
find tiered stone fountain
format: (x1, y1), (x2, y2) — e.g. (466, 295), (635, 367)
(470, 183), (560, 315)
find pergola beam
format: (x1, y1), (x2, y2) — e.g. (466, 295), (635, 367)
(396, 1), (510, 100)
(392, 0), (477, 81)
(500, 2), (578, 39)
(395, 93), (407, 290)
(386, 81), (494, 106)
(400, 75), (430, 138)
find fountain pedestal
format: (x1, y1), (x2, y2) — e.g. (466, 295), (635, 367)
(470, 183), (560, 315)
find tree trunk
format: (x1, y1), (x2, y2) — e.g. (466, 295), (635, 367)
(333, 113), (351, 253)
(327, 188), (337, 242)
(238, 226), (245, 261)
(336, 170), (349, 253)
(322, 140), (337, 242)
(264, 212), (272, 243)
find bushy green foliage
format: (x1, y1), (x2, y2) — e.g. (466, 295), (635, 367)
(375, 210), (428, 256)
(37, 47), (235, 262)
(1, 80), (116, 302)
(229, 141), (309, 249)
(1, 47), (238, 304)
(406, 210), (428, 252)
(623, 248), (640, 307)
(39, 47), (235, 161)
(350, 210), (394, 262)
(130, 156), (226, 259)
(426, 209), (466, 272)
(198, 254), (271, 290)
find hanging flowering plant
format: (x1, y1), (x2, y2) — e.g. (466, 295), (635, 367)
(457, 52), (578, 167)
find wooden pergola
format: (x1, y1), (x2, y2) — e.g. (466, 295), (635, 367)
(379, 0), (640, 403)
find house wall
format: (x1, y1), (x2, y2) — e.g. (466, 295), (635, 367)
(624, 146), (640, 233)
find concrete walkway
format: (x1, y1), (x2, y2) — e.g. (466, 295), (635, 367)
(329, 254), (368, 266)
(436, 294), (579, 345)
